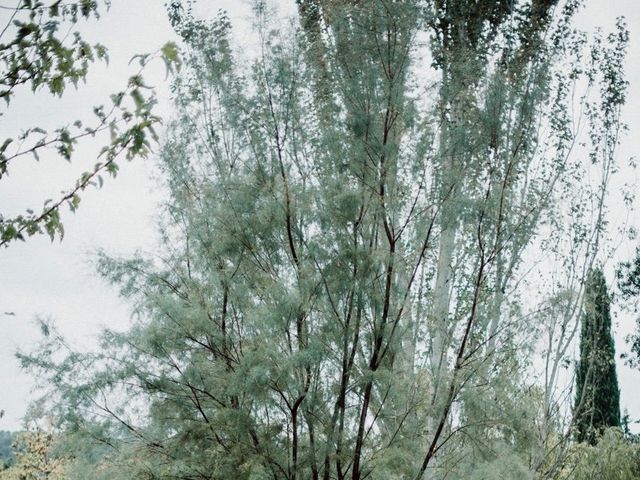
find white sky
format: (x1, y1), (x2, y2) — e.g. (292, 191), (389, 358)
(0, 0), (639, 434)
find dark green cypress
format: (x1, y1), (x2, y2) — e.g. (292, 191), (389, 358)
(574, 268), (621, 445)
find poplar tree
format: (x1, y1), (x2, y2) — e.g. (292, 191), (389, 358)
(574, 268), (620, 445)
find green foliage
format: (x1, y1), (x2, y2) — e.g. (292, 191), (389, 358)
(616, 246), (640, 367)
(462, 446), (534, 480)
(17, 1), (629, 479)
(574, 268), (620, 445)
(0, 430), (68, 479)
(565, 429), (640, 480)
(0, 1), (181, 247)
(0, 0), (108, 104)
(0, 431), (14, 469)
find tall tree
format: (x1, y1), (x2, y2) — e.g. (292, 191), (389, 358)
(574, 268), (620, 445)
(18, 1), (627, 479)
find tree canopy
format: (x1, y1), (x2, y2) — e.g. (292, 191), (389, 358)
(11, 1), (636, 479)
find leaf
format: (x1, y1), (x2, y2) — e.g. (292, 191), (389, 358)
(160, 41), (181, 77)
(130, 88), (145, 112)
(95, 43), (109, 64)
(110, 92), (124, 107)
(0, 138), (13, 153)
(161, 41), (179, 62)
(49, 76), (64, 96)
(68, 194), (81, 212)
(49, 2), (60, 17)
(1, 224), (16, 242)
(129, 53), (150, 67)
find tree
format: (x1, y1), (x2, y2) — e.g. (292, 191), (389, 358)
(574, 268), (620, 445)
(0, 430), (67, 480)
(0, 0), (180, 246)
(0, 431), (14, 469)
(18, 1), (628, 479)
(616, 246), (640, 367)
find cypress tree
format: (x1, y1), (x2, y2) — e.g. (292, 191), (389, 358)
(574, 268), (621, 445)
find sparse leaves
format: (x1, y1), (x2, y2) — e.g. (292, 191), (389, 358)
(0, 2), (181, 247)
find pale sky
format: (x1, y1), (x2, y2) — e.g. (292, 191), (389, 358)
(0, 0), (639, 433)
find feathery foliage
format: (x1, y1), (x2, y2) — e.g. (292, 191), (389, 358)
(17, 1), (629, 479)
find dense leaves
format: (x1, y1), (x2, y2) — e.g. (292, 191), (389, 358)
(0, 432), (14, 469)
(565, 429), (640, 480)
(0, 430), (68, 479)
(17, 1), (631, 479)
(574, 268), (620, 445)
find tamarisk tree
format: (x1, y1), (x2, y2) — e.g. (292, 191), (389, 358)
(19, 1), (627, 479)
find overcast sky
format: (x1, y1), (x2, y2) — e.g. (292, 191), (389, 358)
(1, 0), (639, 433)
